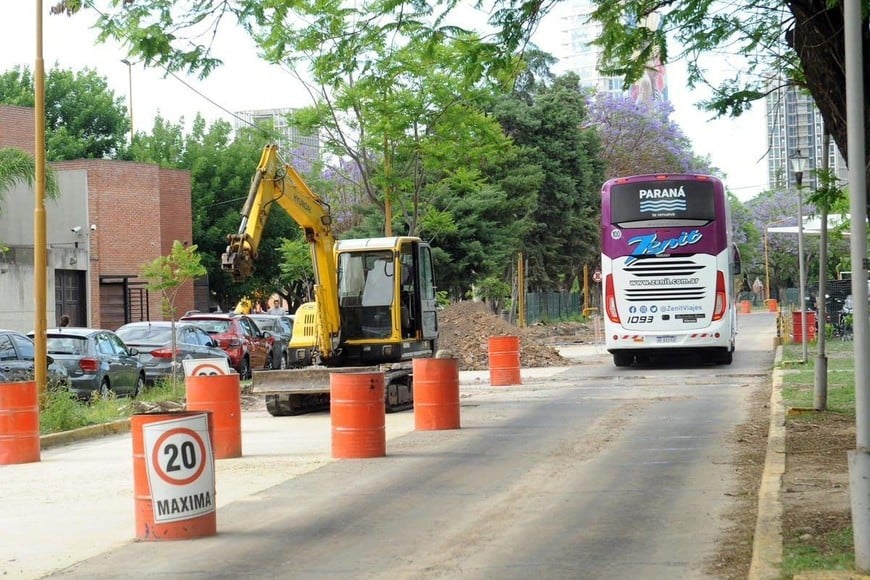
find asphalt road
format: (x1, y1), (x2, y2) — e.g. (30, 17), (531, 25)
(3, 313), (777, 579)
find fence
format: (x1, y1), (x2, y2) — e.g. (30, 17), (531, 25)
(501, 292), (590, 325)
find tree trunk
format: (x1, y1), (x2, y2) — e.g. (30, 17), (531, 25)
(790, 0), (870, 219)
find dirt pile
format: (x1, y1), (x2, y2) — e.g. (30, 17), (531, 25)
(436, 301), (596, 371)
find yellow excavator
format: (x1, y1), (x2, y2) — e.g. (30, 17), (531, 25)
(221, 144), (439, 415)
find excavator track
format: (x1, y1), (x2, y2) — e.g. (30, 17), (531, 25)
(261, 366), (415, 416)
(265, 393), (330, 416)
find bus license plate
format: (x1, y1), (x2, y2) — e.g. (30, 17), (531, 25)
(656, 335), (676, 344)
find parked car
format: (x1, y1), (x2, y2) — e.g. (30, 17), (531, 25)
(248, 314), (293, 369)
(115, 321), (232, 384)
(0, 329), (71, 390)
(29, 328), (145, 400)
(179, 313), (271, 379)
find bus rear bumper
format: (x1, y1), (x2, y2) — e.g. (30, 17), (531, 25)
(605, 327), (733, 352)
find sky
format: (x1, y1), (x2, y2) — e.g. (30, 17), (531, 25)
(0, 3), (769, 201)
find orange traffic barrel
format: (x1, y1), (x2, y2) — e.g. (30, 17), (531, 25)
(185, 373), (242, 459)
(132, 411), (216, 540)
(740, 300), (752, 314)
(488, 335), (521, 386)
(791, 311), (817, 344)
(0, 380), (40, 465)
(413, 358), (460, 431)
(331, 372), (385, 459)
(767, 299), (779, 312)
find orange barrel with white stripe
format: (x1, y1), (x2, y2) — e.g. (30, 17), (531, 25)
(0, 380), (40, 465)
(185, 373), (242, 459)
(413, 358), (460, 430)
(132, 411), (216, 540)
(488, 335), (521, 386)
(330, 372), (385, 459)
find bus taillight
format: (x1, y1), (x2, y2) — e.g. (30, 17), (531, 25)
(712, 270), (726, 321)
(605, 274), (620, 323)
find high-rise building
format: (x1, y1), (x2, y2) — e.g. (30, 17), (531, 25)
(233, 108), (320, 166)
(558, 1), (666, 102)
(765, 85), (847, 191)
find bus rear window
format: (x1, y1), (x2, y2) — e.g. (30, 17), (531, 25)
(610, 180), (716, 228)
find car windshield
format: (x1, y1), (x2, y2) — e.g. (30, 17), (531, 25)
(46, 336), (88, 355)
(193, 320), (231, 334)
(252, 318), (275, 331)
(117, 326), (172, 342)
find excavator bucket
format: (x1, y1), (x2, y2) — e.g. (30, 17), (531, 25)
(251, 366), (380, 395)
(253, 366), (379, 416)
(252, 365), (412, 416)
(221, 234), (256, 282)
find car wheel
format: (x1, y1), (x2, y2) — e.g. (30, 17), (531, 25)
(99, 378), (111, 399)
(133, 374), (145, 398)
(240, 356), (251, 380)
(279, 351), (288, 370)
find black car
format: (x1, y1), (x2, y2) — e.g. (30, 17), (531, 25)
(248, 314), (293, 369)
(0, 329), (71, 390)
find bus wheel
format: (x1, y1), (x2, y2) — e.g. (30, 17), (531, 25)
(713, 349), (733, 365)
(613, 352), (633, 367)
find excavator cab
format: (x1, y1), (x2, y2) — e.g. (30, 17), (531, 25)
(335, 237), (438, 364)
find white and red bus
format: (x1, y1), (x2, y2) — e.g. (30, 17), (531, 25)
(600, 174), (740, 367)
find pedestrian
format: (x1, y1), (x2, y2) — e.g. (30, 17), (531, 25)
(267, 299), (284, 316)
(59, 314), (70, 327)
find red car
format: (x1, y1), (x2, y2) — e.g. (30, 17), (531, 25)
(180, 312), (271, 379)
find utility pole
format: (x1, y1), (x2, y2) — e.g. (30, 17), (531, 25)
(815, 132), (831, 411)
(844, 0), (869, 569)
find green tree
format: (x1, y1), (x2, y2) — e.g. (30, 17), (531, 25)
(56, 2), (526, 238)
(276, 238), (314, 313)
(0, 148), (60, 212)
(0, 147), (60, 252)
(140, 240), (207, 321)
(0, 65), (129, 161)
(584, 0), (870, 216)
(66, 0), (867, 188)
(728, 193), (760, 283)
(130, 115), (300, 310)
(492, 73), (605, 291)
(140, 240), (208, 378)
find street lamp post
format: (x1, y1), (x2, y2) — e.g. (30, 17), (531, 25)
(121, 59), (133, 145)
(791, 150), (809, 363)
(764, 227), (771, 302)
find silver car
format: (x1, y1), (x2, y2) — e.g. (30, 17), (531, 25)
(32, 328), (145, 400)
(115, 321), (232, 383)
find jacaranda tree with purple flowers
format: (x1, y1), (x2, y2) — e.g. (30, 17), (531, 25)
(587, 93), (712, 179)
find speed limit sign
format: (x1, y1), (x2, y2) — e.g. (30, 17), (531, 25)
(593, 269), (602, 283)
(142, 413), (215, 523)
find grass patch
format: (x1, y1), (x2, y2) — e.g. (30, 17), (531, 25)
(40, 376), (191, 435)
(781, 527), (855, 576)
(778, 339), (857, 576)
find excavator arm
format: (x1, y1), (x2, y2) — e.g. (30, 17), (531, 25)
(221, 144), (341, 359)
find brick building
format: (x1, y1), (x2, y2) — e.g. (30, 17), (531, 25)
(0, 105), (195, 332)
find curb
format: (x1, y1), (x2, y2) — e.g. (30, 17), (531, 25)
(748, 345), (786, 580)
(40, 419), (131, 450)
